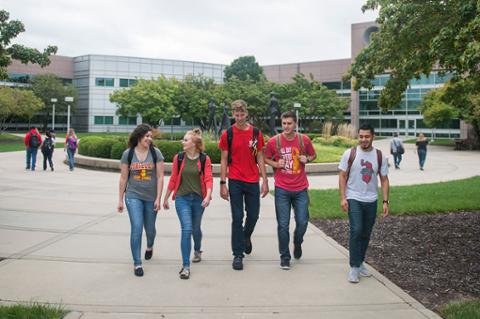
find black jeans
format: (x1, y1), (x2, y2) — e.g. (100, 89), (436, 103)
(42, 151), (54, 170)
(228, 179), (260, 257)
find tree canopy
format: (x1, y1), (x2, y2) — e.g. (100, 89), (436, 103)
(345, 0), (480, 137)
(0, 10), (57, 79)
(0, 86), (43, 131)
(224, 56), (265, 82)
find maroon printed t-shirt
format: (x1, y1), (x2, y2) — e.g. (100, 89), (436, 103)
(265, 133), (315, 191)
(219, 125), (264, 183)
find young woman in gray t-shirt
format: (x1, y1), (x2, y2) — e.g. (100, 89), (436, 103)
(117, 124), (164, 277)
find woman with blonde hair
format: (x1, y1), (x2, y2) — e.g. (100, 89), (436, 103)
(163, 128), (213, 279)
(415, 133), (429, 170)
(65, 128), (78, 171)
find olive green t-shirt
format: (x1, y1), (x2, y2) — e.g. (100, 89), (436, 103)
(177, 157), (202, 197)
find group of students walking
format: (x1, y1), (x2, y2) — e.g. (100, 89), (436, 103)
(117, 99), (391, 284)
(24, 126), (79, 171)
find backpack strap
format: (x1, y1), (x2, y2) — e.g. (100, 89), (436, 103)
(149, 144), (158, 164)
(252, 127), (259, 163)
(177, 151), (185, 175)
(199, 152), (207, 175)
(346, 146), (357, 181)
(275, 134), (282, 160)
(227, 127), (233, 166)
(297, 133), (305, 154)
(376, 149), (383, 176)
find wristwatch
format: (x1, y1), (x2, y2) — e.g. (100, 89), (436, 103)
(220, 180), (227, 185)
(382, 200), (389, 204)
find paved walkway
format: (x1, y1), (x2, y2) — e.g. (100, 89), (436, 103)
(1, 142), (478, 318)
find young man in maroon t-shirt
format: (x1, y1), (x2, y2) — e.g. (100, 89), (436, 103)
(219, 99), (269, 271)
(264, 111), (316, 270)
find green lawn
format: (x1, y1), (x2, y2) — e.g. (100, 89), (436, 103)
(309, 176), (480, 219)
(0, 303), (68, 319)
(312, 144), (347, 163)
(441, 300), (480, 319)
(404, 138), (455, 146)
(0, 133), (25, 152)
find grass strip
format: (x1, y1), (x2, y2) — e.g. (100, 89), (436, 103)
(0, 303), (68, 319)
(309, 176), (480, 219)
(440, 299), (480, 319)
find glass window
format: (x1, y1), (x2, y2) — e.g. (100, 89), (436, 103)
(322, 81), (341, 90)
(96, 78), (114, 87)
(95, 78), (105, 86)
(129, 79), (137, 86)
(104, 116), (113, 125)
(105, 78), (114, 87)
(119, 79), (129, 87)
(128, 116), (137, 125)
(119, 116), (127, 125)
(381, 119), (397, 128)
(94, 116), (104, 124)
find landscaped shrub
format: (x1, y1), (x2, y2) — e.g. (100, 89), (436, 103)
(111, 140), (128, 159)
(153, 141), (183, 162)
(79, 136), (124, 158)
(312, 135), (356, 148)
(204, 142), (221, 163)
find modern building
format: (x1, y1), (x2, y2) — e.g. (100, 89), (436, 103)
(5, 21), (464, 137)
(263, 22), (461, 138)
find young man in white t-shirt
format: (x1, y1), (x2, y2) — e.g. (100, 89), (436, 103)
(338, 123), (390, 283)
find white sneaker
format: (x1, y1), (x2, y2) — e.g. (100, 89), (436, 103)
(348, 267), (360, 283)
(192, 250), (202, 263)
(359, 263), (372, 277)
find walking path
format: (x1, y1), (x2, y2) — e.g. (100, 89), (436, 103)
(1, 142), (478, 318)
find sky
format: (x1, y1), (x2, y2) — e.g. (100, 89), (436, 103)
(1, 0), (378, 66)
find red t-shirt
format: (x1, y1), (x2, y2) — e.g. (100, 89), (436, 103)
(219, 125), (265, 183)
(265, 133), (315, 191)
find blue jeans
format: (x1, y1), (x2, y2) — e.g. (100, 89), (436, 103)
(393, 152), (402, 168)
(67, 148), (75, 170)
(125, 197), (157, 266)
(275, 187), (309, 260)
(175, 193), (205, 267)
(228, 179), (260, 257)
(26, 147), (38, 170)
(418, 149), (427, 169)
(348, 199), (377, 268)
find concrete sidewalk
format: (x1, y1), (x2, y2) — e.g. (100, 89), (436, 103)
(0, 148), (453, 318)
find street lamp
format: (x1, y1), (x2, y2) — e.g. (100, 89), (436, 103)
(293, 102), (301, 133)
(50, 98), (57, 130)
(65, 96), (74, 132)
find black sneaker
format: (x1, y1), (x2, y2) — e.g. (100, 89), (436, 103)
(244, 237), (252, 255)
(134, 267), (144, 277)
(280, 258), (290, 270)
(232, 256), (243, 270)
(145, 249), (153, 260)
(294, 244), (302, 259)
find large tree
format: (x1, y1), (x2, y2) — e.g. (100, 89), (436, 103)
(224, 56), (265, 82)
(0, 10), (57, 79)
(31, 74), (77, 131)
(110, 76), (179, 125)
(345, 0), (480, 137)
(0, 87), (42, 131)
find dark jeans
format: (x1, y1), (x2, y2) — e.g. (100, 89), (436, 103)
(348, 199), (377, 268)
(228, 179), (260, 257)
(392, 152), (402, 168)
(274, 187), (309, 260)
(26, 147), (38, 170)
(418, 149), (427, 169)
(42, 151), (54, 170)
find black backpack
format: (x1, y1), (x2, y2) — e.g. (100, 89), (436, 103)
(226, 126), (260, 165)
(177, 151), (207, 175)
(29, 134), (40, 148)
(42, 137), (54, 152)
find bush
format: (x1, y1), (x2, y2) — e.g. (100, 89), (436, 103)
(204, 142), (221, 163)
(154, 140), (183, 162)
(79, 136), (124, 158)
(111, 140), (128, 159)
(312, 135), (356, 148)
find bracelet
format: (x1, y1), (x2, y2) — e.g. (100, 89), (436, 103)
(220, 180), (227, 185)
(383, 200), (389, 204)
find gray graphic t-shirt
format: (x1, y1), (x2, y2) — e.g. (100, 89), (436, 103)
(121, 147), (164, 201)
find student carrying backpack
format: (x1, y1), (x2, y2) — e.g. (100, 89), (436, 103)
(41, 130), (56, 171)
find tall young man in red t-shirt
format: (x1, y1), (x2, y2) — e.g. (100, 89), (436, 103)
(219, 100), (269, 270)
(264, 111), (316, 270)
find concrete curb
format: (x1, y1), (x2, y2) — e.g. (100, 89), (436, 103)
(73, 153), (341, 175)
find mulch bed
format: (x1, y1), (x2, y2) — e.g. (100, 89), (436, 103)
(311, 211), (480, 312)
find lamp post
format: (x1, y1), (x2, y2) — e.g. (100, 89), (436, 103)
(65, 96), (74, 132)
(50, 98), (57, 130)
(293, 102), (301, 133)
